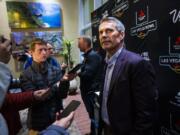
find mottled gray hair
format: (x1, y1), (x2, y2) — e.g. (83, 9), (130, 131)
(78, 35), (92, 47)
(100, 17), (125, 32)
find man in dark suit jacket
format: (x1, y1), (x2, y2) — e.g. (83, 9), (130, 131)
(98, 17), (158, 135)
(78, 36), (102, 135)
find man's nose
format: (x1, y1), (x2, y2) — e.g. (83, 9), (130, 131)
(101, 31), (108, 38)
(42, 49), (47, 54)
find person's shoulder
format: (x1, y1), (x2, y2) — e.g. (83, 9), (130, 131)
(0, 115), (8, 135)
(48, 62), (61, 73)
(48, 57), (61, 68)
(123, 49), (145, 65)
(19, 68), (33, 81)
(21, 66), (33, 76)
(0, 62), (11, 77)
(90, 49), (98, 55)
(89, 50), (101, 58)
(48, 56), (57, 62)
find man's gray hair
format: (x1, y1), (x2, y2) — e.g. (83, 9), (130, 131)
(100, 17), (125, 32)
(78, 35), (92, 47)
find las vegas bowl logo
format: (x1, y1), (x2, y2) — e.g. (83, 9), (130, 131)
(112, 0), (129, 18)
(130, 6), (157, 39)
(159, 36), (180, 74)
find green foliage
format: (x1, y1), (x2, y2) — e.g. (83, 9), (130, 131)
(60, 37), (74, 70)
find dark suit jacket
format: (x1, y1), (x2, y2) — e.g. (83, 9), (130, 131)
(100, 48), (158, 135)
(79, 49), (102, 94)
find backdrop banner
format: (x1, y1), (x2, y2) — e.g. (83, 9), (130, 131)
(91, 0), (180, 135)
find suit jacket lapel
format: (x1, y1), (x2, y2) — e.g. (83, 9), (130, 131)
(108, 48), (127, 98)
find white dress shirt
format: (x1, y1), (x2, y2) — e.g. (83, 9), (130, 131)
(101, 47), (123, 125)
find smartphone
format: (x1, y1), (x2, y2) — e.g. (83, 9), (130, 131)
(61, 100), (81, 118)
(68, 63), (83, 74)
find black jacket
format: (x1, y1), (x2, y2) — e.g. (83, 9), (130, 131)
(20, 61), (69, 131)
(79, 49), (102, 94)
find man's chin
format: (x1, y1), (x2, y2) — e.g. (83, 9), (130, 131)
(41, 59), (47, 63)
(102, 44), (112, 50)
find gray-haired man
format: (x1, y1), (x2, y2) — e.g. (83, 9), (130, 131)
(98, 17), (158, 135)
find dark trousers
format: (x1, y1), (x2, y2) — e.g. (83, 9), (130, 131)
(102, 122), (113, 135)
(81, 91), (97, 135)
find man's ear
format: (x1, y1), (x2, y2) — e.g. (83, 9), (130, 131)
(120, 31), (125, 40)
(29, 51), (33, 55)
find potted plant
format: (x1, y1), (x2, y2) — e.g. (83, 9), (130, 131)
(61, 37), (74, 71)
(60, 37), (78, 94)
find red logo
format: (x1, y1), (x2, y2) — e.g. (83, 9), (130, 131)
(175, 37), (180, 45)
(138, 10), (145, 21)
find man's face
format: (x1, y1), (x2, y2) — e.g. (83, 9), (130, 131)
(47, 44), (54, 57)
(78, 38), (87, 52)
(99, 21), (124, 52)
(31, 44), (47, 63)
